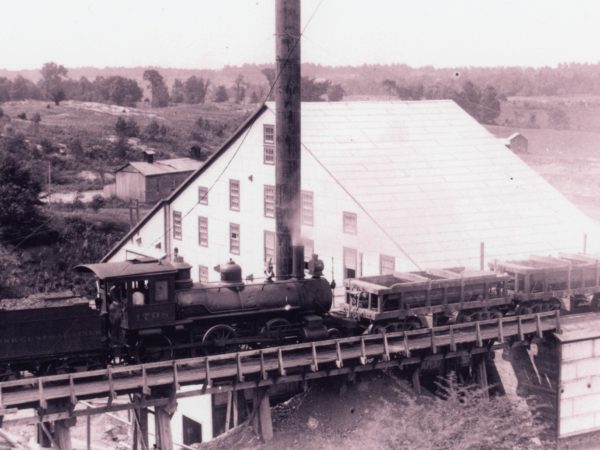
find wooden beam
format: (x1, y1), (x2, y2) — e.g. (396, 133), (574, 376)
(412, 367), (422, 396)
(54, 419), (73, 450)
(258, 389), (273, 442)
(154, 404), (174, 450)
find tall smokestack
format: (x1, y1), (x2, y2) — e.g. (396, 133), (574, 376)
(275, 0), (301, 280)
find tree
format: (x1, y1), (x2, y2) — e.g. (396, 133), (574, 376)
(143, 119), (161, 141)
(143, 69), (170, 107)
(301, 77), (330, 101)
(40, 62), (68, 105)
(234, 75), (246, 104)
(89, 194), (106, 213)
(0, 154), (45, 244)
(183, 76), (210, 104)
(479, 85), (501, 124)
(10, 75), (41, 100)
(327, 84), (345, 102)
(213, 85), (229, 103)
(104, 76), (143, 106)
(114, 117), (139, 138)
(171, 79), (185, 103)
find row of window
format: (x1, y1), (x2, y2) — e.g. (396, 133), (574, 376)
(174, 206), (357, 244)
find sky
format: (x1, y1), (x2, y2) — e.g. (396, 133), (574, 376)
(1, 0), (600, 70)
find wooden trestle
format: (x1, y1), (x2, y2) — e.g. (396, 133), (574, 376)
(0, 310), (562, 449)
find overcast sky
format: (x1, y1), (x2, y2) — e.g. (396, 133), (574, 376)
(1, 0), (599, 70)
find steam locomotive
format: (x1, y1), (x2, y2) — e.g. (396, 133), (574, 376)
(0, 246), (333, 377)
(1, 250), (598, 378)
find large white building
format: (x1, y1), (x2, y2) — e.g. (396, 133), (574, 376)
(102, 100), (600, 284)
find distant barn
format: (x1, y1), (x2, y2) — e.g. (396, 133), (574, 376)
(115, 151), (203, 204)
(503, 132), (528, 153)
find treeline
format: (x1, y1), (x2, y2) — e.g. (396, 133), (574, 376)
(382, 78), (501, 124)
(0, 62), (347, 109)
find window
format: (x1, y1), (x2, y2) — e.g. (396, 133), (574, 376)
(263, 124), (275, 164)
(343, 247), (357, 279)
(303, 238), (314, 261)
(229, 180), (240, 211)
(264, 230), (276, 263)
(380, 255), (395, 275)
(343, 212), (357, 234)
(173, 210), (182, 240)
(182, 415), (203, 445)
(198, 186), (208, 205)
(301, 191), (314, 226)
(198, 216), (208, 247)
(198, 265), (208, 283)
(154, 280), (169, 302)
(230, 223), (240, 255)
(264, 185), (275, 218)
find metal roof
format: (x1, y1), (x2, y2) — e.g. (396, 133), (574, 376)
(74, 260), (178, 280)
(267, 100), (600, 269)
(103, 101), (600, 270)
(118, 158), (203, 176)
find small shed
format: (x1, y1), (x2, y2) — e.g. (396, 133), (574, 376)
(115, 151), (203, 204)
(504, 132), (528, 153)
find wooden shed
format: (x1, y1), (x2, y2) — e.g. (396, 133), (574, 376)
(115, 151), (203, 204)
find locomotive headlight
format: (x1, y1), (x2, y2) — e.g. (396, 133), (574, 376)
(284, 304), (292, 311)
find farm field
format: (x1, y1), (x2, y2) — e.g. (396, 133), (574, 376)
(487, 123), (600, 223)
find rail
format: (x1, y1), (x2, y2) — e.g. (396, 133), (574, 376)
(0, 310), (561, 422)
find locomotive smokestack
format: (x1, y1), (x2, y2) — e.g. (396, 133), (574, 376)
(275, 0), (301, 280)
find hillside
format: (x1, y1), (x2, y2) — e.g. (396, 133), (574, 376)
(0, 100), (253, 192)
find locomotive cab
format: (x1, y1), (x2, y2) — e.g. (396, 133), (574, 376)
(74, 259), (188, 330)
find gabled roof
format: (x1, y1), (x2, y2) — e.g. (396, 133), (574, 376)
(103, 100), (600, 269)
(117, 158), (203, 176)
(265, 100), (598, 267)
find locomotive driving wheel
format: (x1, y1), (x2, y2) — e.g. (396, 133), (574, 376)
(202, 324), (237, 354)
(135, 335), (174, 363)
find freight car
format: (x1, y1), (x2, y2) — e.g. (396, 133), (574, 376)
(331, 253), (600, 336)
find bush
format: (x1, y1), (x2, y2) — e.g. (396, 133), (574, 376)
(17, 112), (27, 120)
(31, 112), (41, 123)
(89, 194), (106, 212)
(115, 117), (139, 138)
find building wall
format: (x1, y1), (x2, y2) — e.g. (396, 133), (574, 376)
(115, 169), (146, 202)
(559, 338), (600, 437)
(146, 172), (194, 204)
(108, 109), (407, 285)
(109, 203), (167, 262)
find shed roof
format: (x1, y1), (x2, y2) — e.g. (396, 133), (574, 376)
(118, 158), (203, 176)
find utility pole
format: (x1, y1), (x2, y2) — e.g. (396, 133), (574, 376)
(275, 0), (301, 280)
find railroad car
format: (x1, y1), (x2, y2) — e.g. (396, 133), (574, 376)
(0, 293), (104, 378)
(332, 253), (600, 336)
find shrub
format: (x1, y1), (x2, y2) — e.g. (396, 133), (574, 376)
(17, 112), (27, 120)
(89, 194), (106, 213)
